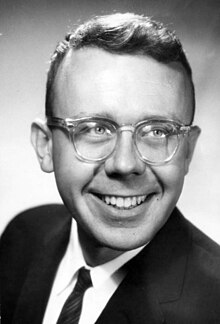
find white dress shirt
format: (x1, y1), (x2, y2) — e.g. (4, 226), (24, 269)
(43, 219), (145, 324)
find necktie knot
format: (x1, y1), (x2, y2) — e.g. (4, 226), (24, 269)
(74, 267), (92, 294)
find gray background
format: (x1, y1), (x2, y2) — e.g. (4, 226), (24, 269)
(1, 0), (220, 243)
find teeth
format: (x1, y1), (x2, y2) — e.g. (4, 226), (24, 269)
(124, 197), (131, 208)
(131, 197), (137, 206)
(137, 197), (142, 204)
(116, 197), (124, 208)
(105, 196), (110, 204)
(102, 195), (147, 209)
(110, 196), (116, 205)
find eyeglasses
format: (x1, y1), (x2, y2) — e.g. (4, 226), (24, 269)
(47, 116), (193, 165)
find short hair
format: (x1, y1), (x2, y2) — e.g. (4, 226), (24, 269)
(46, 13), (195, 123)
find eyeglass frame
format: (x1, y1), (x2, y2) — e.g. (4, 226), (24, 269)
(46, 115), (194, 165)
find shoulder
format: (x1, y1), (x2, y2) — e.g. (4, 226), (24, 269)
(169, 211), (220, 285)
(4, 203), (69, 227)
(0, 205), (72, 321)
(0, 204), (71, 279)
(0, 204), (71, 260)
(1, 204), (69, 238)
(172, 209), (220, 263)
(186, 218), (220, 283)
(192, 222), (220, 256)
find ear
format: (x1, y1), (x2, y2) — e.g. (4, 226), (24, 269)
(184, 125), (201, 174)
(31, 119), (54, 173)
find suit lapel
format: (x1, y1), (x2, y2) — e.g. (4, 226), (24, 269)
(96, 269), (165, 324)
(96, 208), (191, 323)
(12, 207), (72, 324)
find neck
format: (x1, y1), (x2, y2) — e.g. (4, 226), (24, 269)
(78, 227), (124, 267)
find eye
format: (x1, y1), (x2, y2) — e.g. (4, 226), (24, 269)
(93, 125), (108, 135)
(138, 122), (175, 140)
(149, 128), (167, 138)
(139, 126), (168, 138)
(75, 121), (115, 143)
(87, 123), (112, 137)
(76, 123), (109, 135)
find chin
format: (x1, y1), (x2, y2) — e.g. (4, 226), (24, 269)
(94, 227), (152, 252)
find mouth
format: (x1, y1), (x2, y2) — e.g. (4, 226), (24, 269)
(95, 194), (151, 210)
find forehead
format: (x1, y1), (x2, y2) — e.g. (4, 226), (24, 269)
(53, 48), (193, 123)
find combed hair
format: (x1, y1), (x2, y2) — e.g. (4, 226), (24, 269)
(46, 13), (195, 122)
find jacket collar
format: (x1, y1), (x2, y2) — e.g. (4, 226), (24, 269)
(96, 208), (191, 323)
(131, 207), (191, 303)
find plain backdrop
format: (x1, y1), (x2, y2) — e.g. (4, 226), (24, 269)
(0, 0), (220, 243)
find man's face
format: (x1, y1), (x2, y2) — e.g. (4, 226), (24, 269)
(50, 48), (197, 251)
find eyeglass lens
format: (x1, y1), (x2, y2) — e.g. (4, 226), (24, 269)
(70, 120), (179, 163)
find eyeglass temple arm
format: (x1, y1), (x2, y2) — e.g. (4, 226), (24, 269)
(47, 116), (76, 130)
(179, 125), (192, 134)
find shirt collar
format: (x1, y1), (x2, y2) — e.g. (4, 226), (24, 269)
(55, 218), (146, 294)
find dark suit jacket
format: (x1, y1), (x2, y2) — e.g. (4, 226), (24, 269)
(1, 204), (220, 323)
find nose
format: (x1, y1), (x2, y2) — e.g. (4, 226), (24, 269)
(104, 131), (146, 177)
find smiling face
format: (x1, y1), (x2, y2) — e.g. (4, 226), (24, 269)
(46, 48), (199, 258)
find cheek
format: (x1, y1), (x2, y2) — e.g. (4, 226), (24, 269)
(155, 157), (187, 202)
(52, 135), (97, 202)
(55, 160), (95, 195)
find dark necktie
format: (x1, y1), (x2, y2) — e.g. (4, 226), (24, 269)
(56, 267), (92, 324)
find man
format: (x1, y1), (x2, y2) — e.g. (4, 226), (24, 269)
(1, 12), (220, 324)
